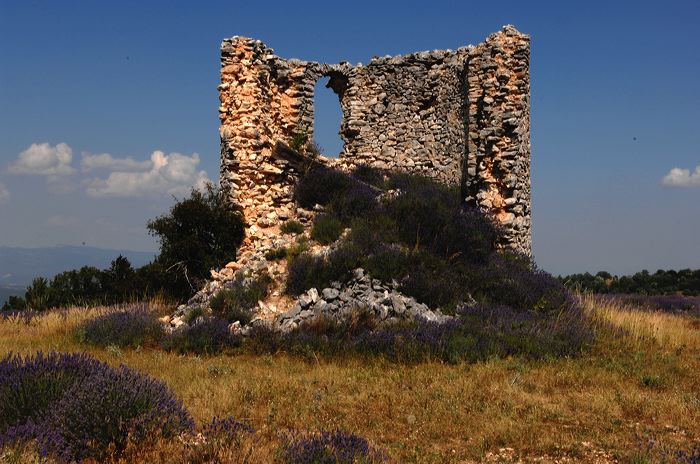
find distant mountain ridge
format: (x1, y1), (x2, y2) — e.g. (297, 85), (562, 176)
(0, 245), (156, 289)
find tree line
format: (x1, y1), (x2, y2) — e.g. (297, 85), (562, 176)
(1, 184), (245, 312)
(559, 269), (700, 296)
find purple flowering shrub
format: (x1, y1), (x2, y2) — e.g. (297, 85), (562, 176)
(161, 317), (238, 354)
(202, 416), (255, 440)
(641, 436), (700, 463)
(599, 293), (700, 314)
(473, 254), (576, 314)
(0, 309), (39, 324)
(283, 429), (388, 464)
(78, 303), (165, 347)
(328, 183), (379, 224)
(284, 168), (592, 360)
(0, 352), (95, 436)
(0, 352), (193, 462)
(455, 303), (592, 360)
(246, 301), (592, 363)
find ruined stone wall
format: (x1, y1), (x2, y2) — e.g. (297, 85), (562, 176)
(330, 49), (469, 184)
(219, 38), (319, 250)
(465, 27), (531, 255)
(218, 25), (531, 256)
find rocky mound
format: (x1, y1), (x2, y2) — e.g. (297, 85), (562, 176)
(273, 268), (451, 333)
(168, 265), (451, 336)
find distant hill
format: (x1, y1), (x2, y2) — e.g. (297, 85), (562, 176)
(0, 245), (156, 290)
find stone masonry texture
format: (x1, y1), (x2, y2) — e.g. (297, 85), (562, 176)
(218, 25), (531, 255)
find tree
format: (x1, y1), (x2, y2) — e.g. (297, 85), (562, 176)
(147, 183), (245, 301)
(104, 255), (136, 303)
(1, 295), (26, 312)
(25, 277), (50, 311)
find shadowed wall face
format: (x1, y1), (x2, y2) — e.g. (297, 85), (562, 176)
(330, 48), (470, 184)
(219, 26), (531, 256)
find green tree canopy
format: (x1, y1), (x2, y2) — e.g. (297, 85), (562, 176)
(147, 183), (245, 301)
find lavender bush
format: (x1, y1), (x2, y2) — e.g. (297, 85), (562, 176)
(475, 254), (576, 315)
(282, 169), (594, 361)
(0, 352), (193, 462)
(202, 416), (254, 441)
(288, 169), (571, 314)
(642, 436), (700, 463)
(599, 293), (700, 314)
(41, 364), (194, 461)
(455, 303), (593, 360)
(246, 300), (592, 363)
(161, 317), (238, 354)
(0, 309), (39, 324)
(283, 429), (388, 464)
(78, 303), (165, 348)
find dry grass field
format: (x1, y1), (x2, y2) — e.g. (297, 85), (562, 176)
(1, 295), (699, 463)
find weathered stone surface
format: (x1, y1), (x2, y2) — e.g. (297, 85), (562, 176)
(322, 287), (340, 300)
(272, 268), (452, 332)
(218, 25), (531, 258)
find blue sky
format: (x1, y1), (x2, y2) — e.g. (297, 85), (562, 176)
(0, 0), (698, 275)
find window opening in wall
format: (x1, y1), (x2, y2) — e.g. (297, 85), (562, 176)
(313, 77), (344, 158)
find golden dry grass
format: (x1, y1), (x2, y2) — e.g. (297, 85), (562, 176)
(1, 296), (699, 463)
(582, 293), (700, 352)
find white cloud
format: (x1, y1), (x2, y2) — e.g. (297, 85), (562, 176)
(81, 152), (152, 172)
(8, 142), (76, 176)
(85, 150), (210, 198)
(662, 166), (700, 188)
(0, 182), (9, 203)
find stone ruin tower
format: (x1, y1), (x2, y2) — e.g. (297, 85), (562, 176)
(218, 25), (531, 256)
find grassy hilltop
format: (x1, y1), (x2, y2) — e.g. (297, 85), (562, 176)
(1, 295), (699, 463)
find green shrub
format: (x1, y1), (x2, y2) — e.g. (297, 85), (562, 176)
(289, 132), (309, 152)
(286, 253), (329, 295)
(288, 169), (573, 318)
(286, 237), (310, 261)
(280, 220), (304, 235)
(363, 245), (411, 283)
(147, 183), (245, 301)
(640, 374), (665, 389)
(311, 215), (344, 245)
(161, 318), (237, 355)
(329, 183), (378, 224)
(24, 277), (50, 311)
(352, 165), (386, 188)
(286, 244), (364, 296)
(294, 167), (355, 208)
(209, 274), (271, 324)
(184, 306), (205, 324)
(265, 247), (288, 261)
(382, 179), (494, 264)
(347, 216), (399, 254)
